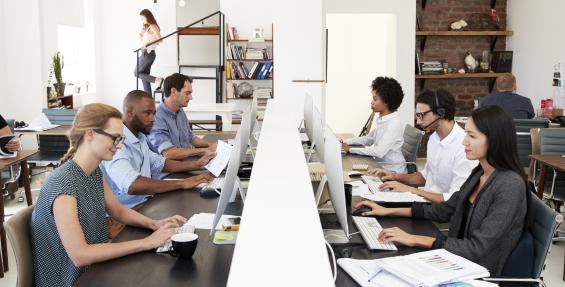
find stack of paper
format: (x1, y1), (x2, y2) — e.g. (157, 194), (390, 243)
(186, 213), (239, 230)
(204, 140), (233, 177)
(338, 249), (490, 287)
(14, 113), (59, 131)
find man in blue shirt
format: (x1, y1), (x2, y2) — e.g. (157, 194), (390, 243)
(101, 90), (215, 237)
(479, 74), (535, 119)
(148, 73), (216, 160)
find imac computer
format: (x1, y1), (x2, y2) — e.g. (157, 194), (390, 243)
(302, 93), (316, 161)
(320, 126), (351, 243)
(210, 106), (253, 235)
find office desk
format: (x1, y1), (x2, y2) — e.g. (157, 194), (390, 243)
(75, 186), (243, 287)
(184, 103), (241, 131)
(0, 149), (37, 276)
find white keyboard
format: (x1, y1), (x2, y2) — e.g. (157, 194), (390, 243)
(156, 224), (196, 253)
(199, 177), (225, 190)
(352, 163), (369, 171)
(352, 216), (397, 251)
(361, 175), (383, 194)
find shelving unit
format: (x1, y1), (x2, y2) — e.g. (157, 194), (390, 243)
(225, 24), (274, 102)
(417, 30), (513, 51)
(416, 72), (511, 91)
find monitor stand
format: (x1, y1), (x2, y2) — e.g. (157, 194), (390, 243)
(229, 176), (246, 203)
(323, 229), (349, 244)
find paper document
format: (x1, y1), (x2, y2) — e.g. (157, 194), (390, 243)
(339, 249), (490, 287)
(362, 191), (428, 203)
(14, 113), (59, 131)
(205, 140), (233, 177)
(348, 180), (371, 196)
(186, 213), (239, 230)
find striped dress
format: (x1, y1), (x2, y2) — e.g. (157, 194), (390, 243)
(31, 159), (108, 287)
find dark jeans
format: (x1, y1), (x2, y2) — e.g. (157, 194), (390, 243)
(134, 50), (157, 95)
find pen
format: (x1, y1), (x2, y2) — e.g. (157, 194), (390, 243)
(367, 268), (383, 282)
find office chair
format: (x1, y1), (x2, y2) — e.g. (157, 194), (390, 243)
(484, 194), (562, 287)
(4, 205), (35, 287)
(401, 124), (424, 174)
(1, 118), (23, 201)
(514, 119), (550, 175)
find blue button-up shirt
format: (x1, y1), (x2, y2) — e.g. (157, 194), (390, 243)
(101, 124), (166, 208)
(148, 103), (196, 154)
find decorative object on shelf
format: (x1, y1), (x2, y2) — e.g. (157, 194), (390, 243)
(464, 52), (478, 72)
(458, 69), (466, 74)
(450, 20), (468, 31)
(467, 13), (498, 31)
(480, 50), (490, 72)
(250, 28), (264, 42)
(490, 51), (513, 73)
(52, 51), (65, 97)
(490, 9), (500, 30)
(236, 82), (253, 98)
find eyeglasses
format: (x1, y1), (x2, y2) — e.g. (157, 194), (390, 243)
(415, 110), (433, 120)
(93, 129), (124, 146)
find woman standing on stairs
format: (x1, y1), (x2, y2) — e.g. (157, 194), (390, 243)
(135, 9), (163, 96)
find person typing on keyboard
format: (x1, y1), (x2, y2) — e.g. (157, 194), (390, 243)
(367, 89), (477, 203)
(30, 104), (186, 287)
(148, 73), (217, 161)
(353, 106), (532, 277)
(340, 77), (407, 173)
(101, 90), (215, 238)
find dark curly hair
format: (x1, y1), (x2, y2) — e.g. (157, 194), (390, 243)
(416, 89), (456, 121)
(371, 77), (404, 112)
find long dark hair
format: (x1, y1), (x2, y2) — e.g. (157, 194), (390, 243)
(470, 105), (532, 228)
(140, 9), (160, 30)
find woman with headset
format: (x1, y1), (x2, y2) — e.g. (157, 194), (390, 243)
(355, 105), (532, 277)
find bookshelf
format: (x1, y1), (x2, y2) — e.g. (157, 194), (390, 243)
(225, 24), (273, 106)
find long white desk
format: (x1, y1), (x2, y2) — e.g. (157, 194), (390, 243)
(228, 99), (334, 286)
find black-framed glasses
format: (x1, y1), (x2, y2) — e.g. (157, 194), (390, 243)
(93, 129), (124, 146)
(415, 110), (433, 120)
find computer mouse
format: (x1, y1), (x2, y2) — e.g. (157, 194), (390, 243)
(336, 248), (352, 258)
(348, 171), (363, 178)
(199, 187), (220, 198)
(351, 206), (372, 217)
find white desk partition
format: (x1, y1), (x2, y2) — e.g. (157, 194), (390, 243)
(228, 99), (334, 286)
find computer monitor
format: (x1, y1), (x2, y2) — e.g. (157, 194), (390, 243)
(322, 126), (350, 242)
(303, 93), (315, 160)
(312, 107), (325, 163)
(210, 107), (252, 235)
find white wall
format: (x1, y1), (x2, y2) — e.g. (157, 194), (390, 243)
(507, 0), (565, 110)
(93, 0), (178, 110)
(326, 13), (397, 134)
(0, 0), (44, 122)
(323, 0), (416, 128)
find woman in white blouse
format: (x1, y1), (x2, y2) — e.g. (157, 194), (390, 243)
(341, 77), (406, 173)
(135, 9), (163, 96)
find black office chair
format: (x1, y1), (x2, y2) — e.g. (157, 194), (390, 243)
(2, 119), (22, 201)
(401, 124), (424, 174)
(484, 194), (563, 287)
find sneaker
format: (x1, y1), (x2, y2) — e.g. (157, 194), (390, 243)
(155, 77), (163, 90)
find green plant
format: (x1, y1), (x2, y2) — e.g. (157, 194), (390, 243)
(52, 51), (64, 84)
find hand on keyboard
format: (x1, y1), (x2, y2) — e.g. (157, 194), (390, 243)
(156, 224), (196, 253)
(184, 174), (214, 189)
(378, 227), (419, 248)
(367, 168), (396, 181)
(152, 215), (187, 231)
(146, 222), (179, 250)
(378, 180), (417, 194)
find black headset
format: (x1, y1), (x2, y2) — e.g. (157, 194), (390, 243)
(434, 90), (446, 119)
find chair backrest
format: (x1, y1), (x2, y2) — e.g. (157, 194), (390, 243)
(513, 119), (549, 169)
(6, 118), (15, 132)
(4, 205), (35, 287)
(528, 128), (541, 182)
(401, 124), (424, 173)
(539, 128), (565, 154)
(529, 195), (562, 277)
(42, 108), (76, 125)
(513, 119), (550, 133)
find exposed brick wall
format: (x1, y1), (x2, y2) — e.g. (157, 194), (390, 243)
(415, 0), (508, 157)
(415, 0), (508, 116)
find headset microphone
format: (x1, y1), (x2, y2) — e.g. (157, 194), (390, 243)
(421, 117), (441, 130)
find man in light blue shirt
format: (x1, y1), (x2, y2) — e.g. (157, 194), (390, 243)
(101, 90), (214, 237)
(148, 73), (216, 160)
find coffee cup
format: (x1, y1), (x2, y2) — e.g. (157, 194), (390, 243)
(169, 233), (198, 259)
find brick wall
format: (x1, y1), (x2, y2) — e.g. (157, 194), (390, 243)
(415, 0), (508, 116)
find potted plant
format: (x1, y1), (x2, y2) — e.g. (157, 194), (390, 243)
(52, 51), (65, 97)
